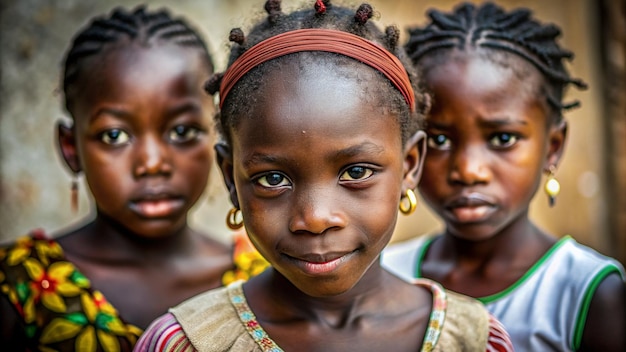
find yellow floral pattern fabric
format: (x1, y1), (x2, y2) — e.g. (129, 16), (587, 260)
(222, 229), (270, 286)
(0, 230), (142, 352)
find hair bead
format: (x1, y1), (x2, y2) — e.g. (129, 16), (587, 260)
(385, 25), (400, 51)
(204, 72), (224, 95)
(265, 0), (282, 24)
(354, 3), (373, 25)
(315, 0), (327, 15)
(229, 28), (245, 45)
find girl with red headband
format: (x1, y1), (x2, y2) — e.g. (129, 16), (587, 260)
(136, 1), (514, 351)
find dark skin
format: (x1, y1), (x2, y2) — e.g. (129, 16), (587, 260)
(217, 61), (431, 351)
(0, 41), (233, 339)
(417, 51), (625, 351)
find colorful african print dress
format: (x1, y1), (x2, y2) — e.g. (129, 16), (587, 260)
(0, 229), (270, 352)
(0, 229), (142, 351)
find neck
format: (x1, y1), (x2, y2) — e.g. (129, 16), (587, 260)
(441, 212), (543, 263)
(61, 212), (196, 264)
(250, 262), (392, 328)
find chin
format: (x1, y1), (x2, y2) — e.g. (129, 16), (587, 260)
(448, 224), (500, 242)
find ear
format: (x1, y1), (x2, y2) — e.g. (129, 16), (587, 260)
(544, 120), (568, 171)
(215, 142), (240, 209)
(401, 130), (427, 192)
(57, 121), (82, 174)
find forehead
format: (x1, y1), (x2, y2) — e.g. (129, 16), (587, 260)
(423, 51), (549, 125)
(427, 51), (544, 106)
(80, 41), (210, 86)
(231, 60), (402, 154)
(69, 42), (211, 116)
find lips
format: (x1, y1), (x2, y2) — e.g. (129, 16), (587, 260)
(444, 193), (497, 223)
(129, 192), (185, 218)
(285, 251), (356, 276)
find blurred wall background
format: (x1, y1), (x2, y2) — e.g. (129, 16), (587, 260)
(1, 0), (624, 264)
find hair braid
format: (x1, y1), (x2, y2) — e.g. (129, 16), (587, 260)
(63, 6), (212, 113)
(405, 2), (587, 118)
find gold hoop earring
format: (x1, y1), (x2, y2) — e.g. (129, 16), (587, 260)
(226, 208), (244, 230)
(71, 177), (78, 213)
(399, 189), (418, 215)
(544, 166), (560, 207)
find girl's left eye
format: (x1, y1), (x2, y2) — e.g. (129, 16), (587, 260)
(256, 172), (291, 188)
(489, 133), (518, 148)
(169, 125), (202, 143)
(99, 129), (130, 145)
(340, 166), (374, 181)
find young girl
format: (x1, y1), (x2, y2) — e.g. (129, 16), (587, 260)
(136, 1), (514, 351)
(382, 2), (625, 351)
(0, 6), (246, 351)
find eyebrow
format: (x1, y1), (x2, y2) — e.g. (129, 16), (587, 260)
(428, 116), (528, 130)
(166, 101), (202, 118)
(89, 107), (131, 122)
(243, 153), (287, 168)
(329, 142), (385, 161)
(478, 117), (528, 128)
(242, 142), (385, 168)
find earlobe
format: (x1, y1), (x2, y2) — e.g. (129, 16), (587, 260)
(57, 121), (82, 174)
(215, 143), (240, 209)
(402, 130), (427, 191)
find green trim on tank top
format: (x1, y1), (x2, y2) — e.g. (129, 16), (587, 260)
(572, 264), (624, 350)
(415, 235), (572, 304)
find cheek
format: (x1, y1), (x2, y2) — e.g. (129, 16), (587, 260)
(176, 145), (213, 181)
(418, 157), (446, 191)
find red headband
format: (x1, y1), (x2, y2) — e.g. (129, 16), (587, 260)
(219, 28), (415, 112)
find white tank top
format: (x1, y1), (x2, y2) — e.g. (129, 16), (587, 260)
(381, 235), (625, 351)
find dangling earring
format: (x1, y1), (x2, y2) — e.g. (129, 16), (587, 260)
(399, 189), (418, 215)
(71, 177), (78, 213)
(226, 208), (244, 230)
(544, 166), (560, 207)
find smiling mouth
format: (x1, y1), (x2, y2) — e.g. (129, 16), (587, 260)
(285, 251), (356, 276)
(129, 197), (185, 218)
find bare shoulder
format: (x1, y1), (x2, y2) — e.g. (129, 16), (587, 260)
(192, 230), (232, 256)
(581, 272), (625, 352)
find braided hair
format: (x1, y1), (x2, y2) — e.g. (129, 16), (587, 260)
(404, 2), (587, 122)
(205, 0), (429, 144)
(63, 6), (213, 114)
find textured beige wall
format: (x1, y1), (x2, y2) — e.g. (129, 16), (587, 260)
(0, 1), (614, 258)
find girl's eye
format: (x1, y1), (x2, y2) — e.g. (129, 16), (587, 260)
(256, 173), (291, 188)
(340, 166), (374, 181)
(489, 133), (518, 148)
(99, 129), (130, 145)
(427, 134), (451, 150)
(169, 125), (201, 143)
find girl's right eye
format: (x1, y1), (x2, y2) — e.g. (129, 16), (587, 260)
(427, 134), (451, 150)
(255, 172), (291, 188)
(99, 129), (130, 145)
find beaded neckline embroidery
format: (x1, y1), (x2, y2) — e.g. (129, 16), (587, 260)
(227, 279), (447, 352)
(228, 281), (283, 352)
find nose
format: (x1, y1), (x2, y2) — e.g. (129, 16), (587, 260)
(448, 145), (491, 186)
(289, 186), (347, 235)
(133, 135), (173, 178)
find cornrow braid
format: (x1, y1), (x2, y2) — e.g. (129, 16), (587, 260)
(405, 2), (587, 119)
(210, 0), (428, 145)
(63, 5), (213, 113)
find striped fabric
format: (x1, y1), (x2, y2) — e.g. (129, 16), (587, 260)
(134, 313), (196, 352)
(487, 314), (514, 352)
